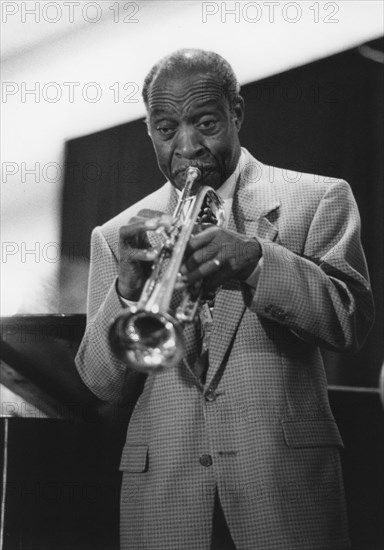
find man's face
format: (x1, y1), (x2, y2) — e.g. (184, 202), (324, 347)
(146, 69), (244, 191)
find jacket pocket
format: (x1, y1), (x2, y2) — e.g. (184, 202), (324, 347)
(119, 445), (148, 472)
(282, 419), (344, 449)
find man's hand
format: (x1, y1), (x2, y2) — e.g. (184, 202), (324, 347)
(180, 225), (262, 292)
(117, 215), (171, 300)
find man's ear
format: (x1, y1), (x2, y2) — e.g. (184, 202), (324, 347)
(145, 117), (152, 137)
(232, 96), (245, 132)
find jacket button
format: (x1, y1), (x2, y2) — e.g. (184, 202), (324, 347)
(205, 388), (217, 402)
(199, 454), (213, 467)
(275, 308), (287, 320)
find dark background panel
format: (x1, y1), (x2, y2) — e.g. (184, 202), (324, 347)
(2, 419), (127, 550)
(61, 118), (160, 260)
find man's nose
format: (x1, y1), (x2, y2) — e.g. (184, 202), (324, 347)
(175, 126), (205, 159)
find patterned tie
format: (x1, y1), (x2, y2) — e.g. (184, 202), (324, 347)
(194, 298), (215, 383)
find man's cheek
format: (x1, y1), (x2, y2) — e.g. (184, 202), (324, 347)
(153, 146), (169, 169)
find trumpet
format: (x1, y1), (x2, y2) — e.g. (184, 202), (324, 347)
(109, 167), (225, 373)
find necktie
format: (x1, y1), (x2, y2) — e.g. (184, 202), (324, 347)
(194, 298), (214, 383)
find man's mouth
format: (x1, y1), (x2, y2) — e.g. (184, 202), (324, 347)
(172, 164), (216, 180)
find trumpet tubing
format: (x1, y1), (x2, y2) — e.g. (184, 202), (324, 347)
(109, 167), (225, 372)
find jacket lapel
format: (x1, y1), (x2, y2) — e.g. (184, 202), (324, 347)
(206, 152), (280, 389)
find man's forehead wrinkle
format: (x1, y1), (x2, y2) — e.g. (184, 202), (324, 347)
(148, 79), (224, 116)
(148, 93), (182, 114)
(149, 73), (223, 100)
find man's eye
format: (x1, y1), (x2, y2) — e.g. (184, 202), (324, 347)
(197, 119), (217, 130)
(157, 127), (175, 136)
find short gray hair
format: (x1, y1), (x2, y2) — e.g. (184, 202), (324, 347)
(142, 49), (241, 112)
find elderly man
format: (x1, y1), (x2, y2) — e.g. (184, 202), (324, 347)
(76, 49), (374, 550)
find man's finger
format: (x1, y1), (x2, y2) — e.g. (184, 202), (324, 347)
(120, 215), (172, 236)
(119, 221), (150, 246)
(182, 256), (223, 285)
(180, 244), (219, 275)
(188, 225), (219, 251)
(122, 248), (158, 262)
(119, 215), (172, 250)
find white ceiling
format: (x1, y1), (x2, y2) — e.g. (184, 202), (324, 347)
(1, 0), (115, 59)
(2, 1), (383, 64)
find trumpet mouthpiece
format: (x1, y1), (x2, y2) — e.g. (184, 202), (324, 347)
(186, 166), (201, 180)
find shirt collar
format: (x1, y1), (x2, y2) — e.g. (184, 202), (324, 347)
(216, 148), (246, 201)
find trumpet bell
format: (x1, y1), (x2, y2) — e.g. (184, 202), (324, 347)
(109, 309), (185, 372)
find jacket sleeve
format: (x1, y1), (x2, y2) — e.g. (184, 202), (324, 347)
(250, 180), (374, 352)
(75, 226), (134, 402)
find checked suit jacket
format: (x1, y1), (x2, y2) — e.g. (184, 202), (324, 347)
(76, 149), (374, 550)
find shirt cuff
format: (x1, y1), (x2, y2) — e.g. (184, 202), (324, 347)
(244, 257), (264, 289)
(115, 278), (137, 308)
